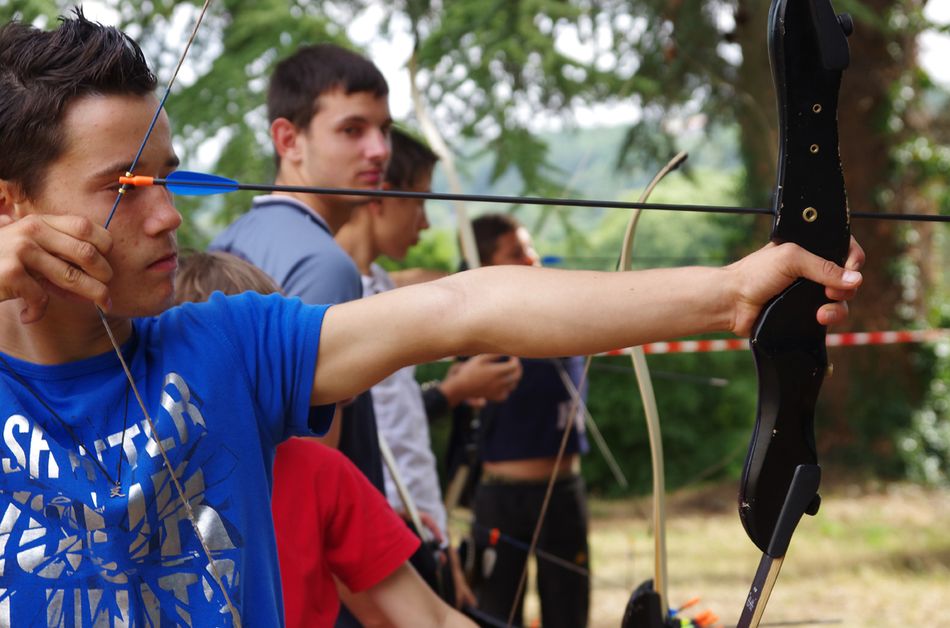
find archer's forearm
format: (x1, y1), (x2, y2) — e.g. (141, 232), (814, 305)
(315, 265), (732, 404)
(440, 265), (734, 357)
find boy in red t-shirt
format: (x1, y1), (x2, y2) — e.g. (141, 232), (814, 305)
(175, 251), (475, 627)
(273, 437), (421, 625)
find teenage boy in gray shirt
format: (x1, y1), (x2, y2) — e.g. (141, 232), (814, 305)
(212, 44), (391, 493)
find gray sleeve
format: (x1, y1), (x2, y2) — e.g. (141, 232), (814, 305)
(210, 206), (362, 306)
(282, 252), (362, 305)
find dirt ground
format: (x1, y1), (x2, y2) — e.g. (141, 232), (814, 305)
(516, 481), (950, 627)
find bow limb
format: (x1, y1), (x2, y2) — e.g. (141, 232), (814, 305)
(378, 431), (433, 542)
(737, 2), (852, 626)
(506, 151), (689, 628)
(617, 151), (687, 628)
(408, 48), (481, 273)
(408, 46), (485, 521)
(97, 2), (242, 625)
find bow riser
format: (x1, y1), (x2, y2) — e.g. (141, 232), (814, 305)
(769, 0), (851, 263)
(737, 2), (852, 622)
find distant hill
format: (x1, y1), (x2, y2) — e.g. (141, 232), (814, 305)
(416, 121), (748, 269)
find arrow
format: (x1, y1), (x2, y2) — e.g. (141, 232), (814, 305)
(119, 171), (950, 223)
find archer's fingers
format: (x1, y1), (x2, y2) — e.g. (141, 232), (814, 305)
(14, 216), (112, 310)
(791, 247), (862, 294)
(825, 285), (859, 302)
(35, 215), (113, 282)
(14, 277), (50, 324)
(817, 301), (849, 326)
(845, 236), (865, 271)
(22, 251), (111, 310)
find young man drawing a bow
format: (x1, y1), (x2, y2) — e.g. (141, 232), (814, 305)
(0, 11), (863, 628)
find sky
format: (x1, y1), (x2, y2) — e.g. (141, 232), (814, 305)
(921, 3), (950, 85)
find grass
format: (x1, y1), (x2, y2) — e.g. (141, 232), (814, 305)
(516, 481), (950, 627)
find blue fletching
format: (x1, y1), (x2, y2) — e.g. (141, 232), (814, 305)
(166, 170), (239, 196)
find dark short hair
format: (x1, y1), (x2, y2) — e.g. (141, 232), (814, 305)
(471, 213), (522, 266)
(386, 128), (438, 189)
(0, 8), (156, 198)
(267, 43), (388, 129)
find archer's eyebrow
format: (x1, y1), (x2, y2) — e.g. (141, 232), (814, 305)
(335, 115), (394, 128)
(94, 156), (181, 181)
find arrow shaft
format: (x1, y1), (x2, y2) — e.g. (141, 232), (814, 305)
(145, 175), (950, 223)
(151, 176), (771, 215)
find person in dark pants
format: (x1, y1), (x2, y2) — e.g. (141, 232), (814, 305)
(469, 214), (590, 628)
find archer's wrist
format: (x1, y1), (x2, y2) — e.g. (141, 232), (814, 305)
(422, 380), (451, 419)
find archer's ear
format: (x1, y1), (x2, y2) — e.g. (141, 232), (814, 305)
(270, 118), (303, 165)
(366, 198), (384, 217)
(370, 183), (392, 216)
(0, 179), (24, 219)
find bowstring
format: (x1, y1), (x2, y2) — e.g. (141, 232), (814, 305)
(96, 1), (241, 624)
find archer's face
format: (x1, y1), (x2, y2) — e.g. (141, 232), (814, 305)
(374, 171), (432, 261)
(488, 227), (540, 267)
(24, 93), (182, 317)
(297, 88), (392, 204)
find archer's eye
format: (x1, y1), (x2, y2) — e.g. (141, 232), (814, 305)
(109, 180), (130, 194)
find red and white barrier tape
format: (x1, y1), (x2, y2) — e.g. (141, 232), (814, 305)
(599, 329), (950, 357)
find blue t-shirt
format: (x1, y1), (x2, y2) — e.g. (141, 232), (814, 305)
(0, 292), (329, 626)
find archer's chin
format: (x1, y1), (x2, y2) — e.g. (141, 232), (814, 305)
(117, 283), (177, 318)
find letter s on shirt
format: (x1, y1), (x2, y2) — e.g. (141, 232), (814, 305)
(2, 415), (29, 474)
(2, 415), (60, 479)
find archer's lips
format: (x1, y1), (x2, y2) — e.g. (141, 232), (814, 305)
(148, 252), (178, 272)
(356, 170), (383, 185)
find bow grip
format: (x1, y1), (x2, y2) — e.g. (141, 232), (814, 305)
(740, 279), (826, 552)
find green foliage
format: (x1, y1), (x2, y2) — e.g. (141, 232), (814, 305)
(591, 165), (746, 268)
(378, 228), (457, 273)
(581, 351), (758, 497)
(409, 0), (622, 195)
(0, 0), (61, 24)
(600, 1), (739, 174)
(900, 337), (950, 486)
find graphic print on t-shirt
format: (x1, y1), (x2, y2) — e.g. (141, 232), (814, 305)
(0, 372), (242, 626)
